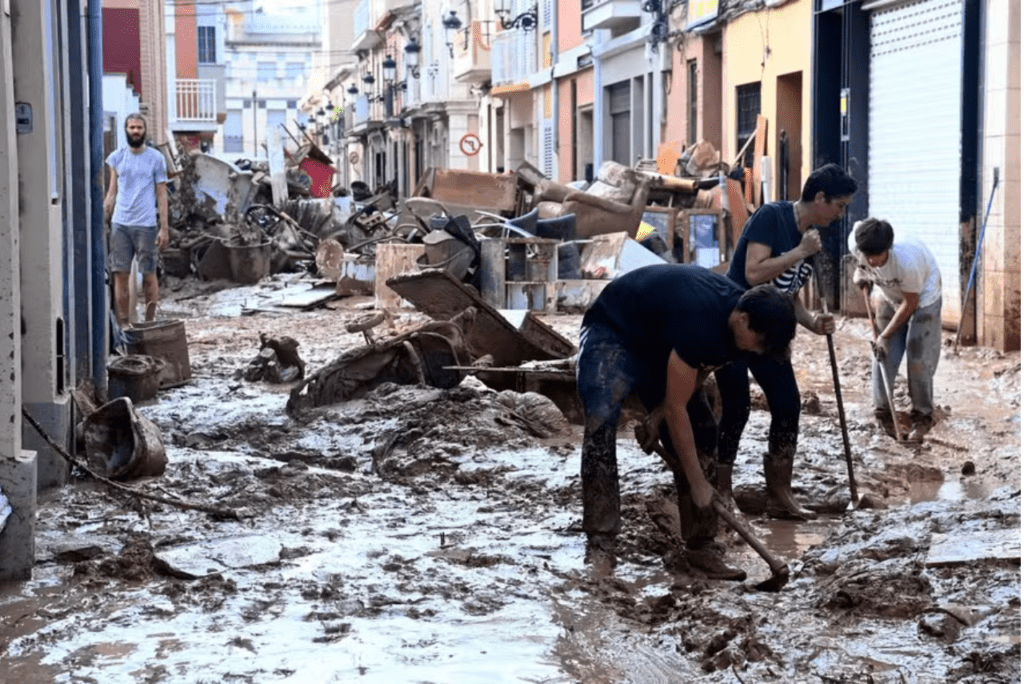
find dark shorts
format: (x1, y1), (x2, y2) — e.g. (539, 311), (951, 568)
(110, 223), (158, 273)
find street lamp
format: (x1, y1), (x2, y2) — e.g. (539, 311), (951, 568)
(494, 1), (537, 31)
(442, 11), (462, 58)
(404, 38), (421, 79)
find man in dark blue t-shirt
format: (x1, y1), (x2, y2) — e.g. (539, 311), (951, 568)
(577, 264), (796, 580)
(717, 163), (858, 520)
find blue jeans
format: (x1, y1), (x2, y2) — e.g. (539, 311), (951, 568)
(873, 297), (942, 417)
(576, 322), (718, 537)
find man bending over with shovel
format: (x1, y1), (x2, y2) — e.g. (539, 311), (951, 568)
(848, 218), (942, 442)
(577, 264), (796, 580)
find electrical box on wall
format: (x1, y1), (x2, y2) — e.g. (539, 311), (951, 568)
(840, 88), (850, 142)
(15, 103), (31, 134)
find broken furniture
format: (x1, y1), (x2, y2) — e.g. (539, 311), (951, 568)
(286, 318), (473, 414)
(479, 237), (560, 313)
(534, 161), (654, 239)
(386, 268), (575, 367)
(408, 167), (521, 224)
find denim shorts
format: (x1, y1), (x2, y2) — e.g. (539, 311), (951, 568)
(110, 223), (158, 273)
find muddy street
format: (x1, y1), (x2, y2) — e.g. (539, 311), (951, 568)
(1, 275), (1020, 684)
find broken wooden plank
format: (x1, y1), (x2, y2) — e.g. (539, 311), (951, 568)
(926, 529), (1021, 568)
(386, 268), (575, 367)
(375, 243), (427, 310)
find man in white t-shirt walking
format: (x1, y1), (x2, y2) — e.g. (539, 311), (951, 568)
(103, 113), (169, 327)
(848, 218), (942, 441)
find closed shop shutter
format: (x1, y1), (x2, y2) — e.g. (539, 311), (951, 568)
(868, 0), (963, 321)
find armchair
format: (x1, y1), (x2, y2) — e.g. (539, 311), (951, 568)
(535, 161), (653, 239)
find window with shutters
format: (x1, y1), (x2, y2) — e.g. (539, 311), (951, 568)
(609, 81), (631, 165)
(198, 26), (216, 64)
(736, 82), (760, 168)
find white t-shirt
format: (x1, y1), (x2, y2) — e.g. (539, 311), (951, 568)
(847, 234), (942, 309)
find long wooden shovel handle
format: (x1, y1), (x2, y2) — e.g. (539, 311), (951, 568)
(814, 267), (859, 503)
(863, 287), (903, 442)
(711, 500), (788, 577)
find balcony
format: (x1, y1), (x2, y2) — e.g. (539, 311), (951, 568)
(352, 0), (382, 51)
(347, 95), (383, 137)
(171, 79), (219, 132)
(452, 20), (494, 85)
(582, 0), (642, 33)
(491, 29), (536, 87)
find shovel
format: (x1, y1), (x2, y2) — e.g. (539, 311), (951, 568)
(634, 422), (790, 592)
(863, 287), (905, 443)
(813, 266), (861, 510)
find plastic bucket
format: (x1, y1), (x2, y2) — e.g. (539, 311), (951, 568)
(124, 319), (192, 388)
(227, 241), (271, 284)
(108, 355), (166, 404)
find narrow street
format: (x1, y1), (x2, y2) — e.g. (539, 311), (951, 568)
(1, 274), (1019, 683)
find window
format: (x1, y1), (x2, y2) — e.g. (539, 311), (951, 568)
(257, 62), (277, 81)
(687, 59), (698, 146)
(736, 82), (761, 168)
(224, 110), (243, 153)
(198, 26), (216, 64)
(609, 81), (631, 165)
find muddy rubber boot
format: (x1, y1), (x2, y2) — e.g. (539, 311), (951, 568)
(874, 408), (898, 439)
(763, 448), (817, 521)
(684, 540), (747, 581)
(907, 412), (934, 442)
(716, 462), (737, 513)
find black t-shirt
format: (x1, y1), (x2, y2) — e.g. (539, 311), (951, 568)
(726, 201), (813, 295)
(582, 264), (744, 373)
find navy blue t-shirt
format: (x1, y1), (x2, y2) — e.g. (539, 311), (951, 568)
(726, 201), (813, 295)
(582, 264), (744, 374)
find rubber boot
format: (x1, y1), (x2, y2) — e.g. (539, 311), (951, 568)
(716, 462), (737, 513)
(763, 447), (817, 521)
(677, 478), (746, 582)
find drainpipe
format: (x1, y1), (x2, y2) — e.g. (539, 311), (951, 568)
(550, 5), (558, 181)
(87, 0), (106, 398)
(593, 53), (603, 170)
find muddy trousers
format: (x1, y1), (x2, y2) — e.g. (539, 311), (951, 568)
(577, 323), (719, 544)
(714, 355), (801, 465)
(873, 297), (942, 417)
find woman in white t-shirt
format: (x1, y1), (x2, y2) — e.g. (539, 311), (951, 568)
(848, 218), (942, 441)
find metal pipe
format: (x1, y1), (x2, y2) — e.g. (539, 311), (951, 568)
(87, 0), (107, 398)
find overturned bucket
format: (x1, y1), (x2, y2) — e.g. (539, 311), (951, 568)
(82, 397), (167, 480)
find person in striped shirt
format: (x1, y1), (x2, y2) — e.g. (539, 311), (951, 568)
(717, 163), (858, 520)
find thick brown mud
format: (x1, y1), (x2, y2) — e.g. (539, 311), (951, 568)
(1, 276), (1019, 683)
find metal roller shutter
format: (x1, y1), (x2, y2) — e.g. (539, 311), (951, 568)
(868, 0), (963, 321)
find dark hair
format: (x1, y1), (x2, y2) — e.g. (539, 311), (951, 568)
(736, 284), (796, 363)
(854, 218), (894, 256)
(125, 113), (147, 131)
(801, 163), (858, 202)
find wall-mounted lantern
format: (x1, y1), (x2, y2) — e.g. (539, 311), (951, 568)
(494, 1), (537, 31)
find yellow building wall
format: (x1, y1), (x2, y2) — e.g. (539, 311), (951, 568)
(722, 0), (812, 187)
